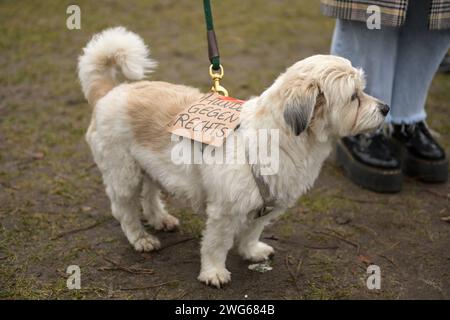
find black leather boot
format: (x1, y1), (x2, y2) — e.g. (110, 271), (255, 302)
(390, 122), (448, 182)
(336, 131), (403, 193)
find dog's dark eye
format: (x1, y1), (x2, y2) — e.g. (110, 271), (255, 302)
(351, 92), (358, 101)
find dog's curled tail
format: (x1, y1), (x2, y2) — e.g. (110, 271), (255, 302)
(78, 26), (157, 105)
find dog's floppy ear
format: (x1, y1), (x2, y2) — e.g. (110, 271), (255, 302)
(283, 81), (319, 136)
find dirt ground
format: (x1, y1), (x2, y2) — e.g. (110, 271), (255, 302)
(1, 0), (449, 299)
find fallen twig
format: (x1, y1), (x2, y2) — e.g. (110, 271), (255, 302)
(0, 182), (19, 191)
(159, 237), (196, 251)
(99, 257), (154, 275)
(264, 236), (338, 250)
(285, 254), (303, 297)
(176, 290), (189, 299)
(303, 244), (339, 250)
(331, 194), (391, 205)
(419, 278), (446, 298)
(351, 223), (379, 237)
(153, 286), (164, 300)
(423, 189), (449, 200)
(264, 235), (279, 241)
(377, 254), (397, 268)
(314, 230), (360, 254)
(51, 220), (105, 240)
(118, 281), (177, 291)
(56, 268), (69, 278)
(384, 241), (400, 252)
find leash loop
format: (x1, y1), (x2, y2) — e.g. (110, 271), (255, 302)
(203, 0), (220, 70)
(203, 0), (228, 96)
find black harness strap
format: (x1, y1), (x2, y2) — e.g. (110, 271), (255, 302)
(251, 165), (277, 219)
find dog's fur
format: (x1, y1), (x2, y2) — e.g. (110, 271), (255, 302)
(78, 27), (387, 288)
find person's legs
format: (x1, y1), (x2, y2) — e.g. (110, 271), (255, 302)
(387, 0), (450, 182)
(388, 0), (450, 124)
(331, 1), (450, 190)
(331, 19), (403, 192)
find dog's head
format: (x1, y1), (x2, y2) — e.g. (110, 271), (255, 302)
(266, 55), (388, 141)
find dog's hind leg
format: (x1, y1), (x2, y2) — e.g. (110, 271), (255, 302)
(101, 152), (160, 252)
(141, 175), (179, 231)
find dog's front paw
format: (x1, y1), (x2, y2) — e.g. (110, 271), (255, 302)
(239, 241), (274, 262)
(197, 268), (231, 288)
(151, 214), (180, 232)
(133, 233), (161, 252)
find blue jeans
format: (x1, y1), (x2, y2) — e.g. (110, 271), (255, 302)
(330, 0), (450, 124)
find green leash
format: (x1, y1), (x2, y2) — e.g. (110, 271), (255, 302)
(203, 0), (220, 70)
(203, 0), (228, 96)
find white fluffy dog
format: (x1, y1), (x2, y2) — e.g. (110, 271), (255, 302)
(78, 27), (388, 288)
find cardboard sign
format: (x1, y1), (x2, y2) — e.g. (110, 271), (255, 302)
(167, 92), (244, 147)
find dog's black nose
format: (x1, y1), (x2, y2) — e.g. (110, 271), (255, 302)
(378, 104), (390, 116)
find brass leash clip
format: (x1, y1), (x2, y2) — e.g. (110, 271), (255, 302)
(209, 64), (228, 97)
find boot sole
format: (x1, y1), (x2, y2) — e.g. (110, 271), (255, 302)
(336, 140), (403, 193)
(390, 139), (449, 183)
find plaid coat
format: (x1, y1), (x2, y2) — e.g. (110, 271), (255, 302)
(321, 0), (450, 30)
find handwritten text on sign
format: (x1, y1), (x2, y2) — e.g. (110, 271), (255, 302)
(167, 93), (244, 147)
